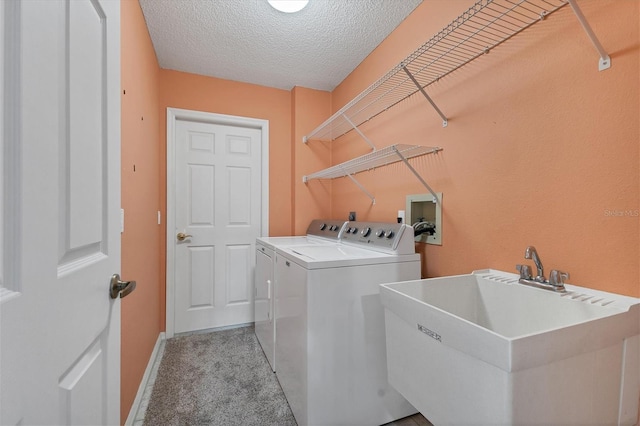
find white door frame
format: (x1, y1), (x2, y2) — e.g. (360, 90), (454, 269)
(166, 108), (269, 338)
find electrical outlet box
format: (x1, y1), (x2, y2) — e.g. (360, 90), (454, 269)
(349, 211), (356, 221)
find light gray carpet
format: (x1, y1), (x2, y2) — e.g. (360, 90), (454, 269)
(143, 325), (297, 426)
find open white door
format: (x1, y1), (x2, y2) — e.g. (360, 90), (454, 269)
(0, 1), (124, 424)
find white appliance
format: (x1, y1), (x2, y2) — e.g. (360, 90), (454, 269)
(275, 221), (421, 426)
(255, 219), (346, 372)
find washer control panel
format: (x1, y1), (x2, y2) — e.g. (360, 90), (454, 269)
(341, 221), (414, 253)
(306, 219), (347, 240)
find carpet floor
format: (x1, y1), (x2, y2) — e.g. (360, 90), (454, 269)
(143, 325), (296, 426)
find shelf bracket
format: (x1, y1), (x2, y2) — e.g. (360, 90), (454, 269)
(567, 0), (611, 71)
(392, 145), (440, 205)
(344, 171), (376, 205)
(402, 66), (448, 127)
(342, 114), (376, 150)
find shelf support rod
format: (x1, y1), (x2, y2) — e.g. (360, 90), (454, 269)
(344, 171), (376, 205)
(402, 66), (448, 127)
(392, 146), (440, 205)
(566, 0), (611, 71)
(342, 114), (376, 150)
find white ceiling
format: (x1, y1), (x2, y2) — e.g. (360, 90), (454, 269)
(139, 0), (423, 91)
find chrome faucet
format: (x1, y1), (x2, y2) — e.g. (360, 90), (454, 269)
(516, 246), (568, 293)
(524, 246), (545, 282)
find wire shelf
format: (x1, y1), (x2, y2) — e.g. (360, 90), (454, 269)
(303, 144), (442, 181)
(304, 0), (569, 142)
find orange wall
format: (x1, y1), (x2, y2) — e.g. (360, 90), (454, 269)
(325, 0), (639, 297)
(120, 0), (162, 423)
(158, 69), (293, 328)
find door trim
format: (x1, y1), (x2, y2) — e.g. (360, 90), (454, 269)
(1, 0), (22, 301)
(165, 108), (269, 338)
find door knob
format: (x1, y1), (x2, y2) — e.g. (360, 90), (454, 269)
(109, 274), (136, 299)
(177, 232), (192, 241)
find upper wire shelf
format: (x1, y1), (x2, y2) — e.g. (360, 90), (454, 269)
(304, 0), (572, 142)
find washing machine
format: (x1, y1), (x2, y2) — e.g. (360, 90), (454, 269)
(274, 221), (421, 426)
(255, 219), (347, 372)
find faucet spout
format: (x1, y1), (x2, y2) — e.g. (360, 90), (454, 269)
(524, 246), (544, 282)
(516, 246), (567, 292)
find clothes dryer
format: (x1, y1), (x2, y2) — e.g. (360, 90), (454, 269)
(255, 219), (346, 371)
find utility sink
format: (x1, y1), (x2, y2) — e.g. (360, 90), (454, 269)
(380, 269), (640, 425)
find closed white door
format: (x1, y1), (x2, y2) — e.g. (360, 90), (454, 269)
(173, 119), (262, 333)
(0, 0), (123, 425)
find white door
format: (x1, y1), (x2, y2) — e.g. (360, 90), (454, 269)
(0, 0), (123, 424)
(173, 119), (262, 333)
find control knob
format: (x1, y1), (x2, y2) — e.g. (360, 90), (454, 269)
(385, 230), (395, 239)
(376, 229), (385, 238)
(361, 227), (371, 237)
(320, 223), (327, 230)
(351, 227), (358, 234)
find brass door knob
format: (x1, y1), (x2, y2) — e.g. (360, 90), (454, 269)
(177, 232), (192, 241)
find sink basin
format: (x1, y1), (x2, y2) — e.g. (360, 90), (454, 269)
(381, 269), (640, 425)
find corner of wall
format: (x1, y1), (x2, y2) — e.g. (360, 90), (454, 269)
(291, 86), (332, 234)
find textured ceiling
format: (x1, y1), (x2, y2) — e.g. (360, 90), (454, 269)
(139, 0), (423, 91)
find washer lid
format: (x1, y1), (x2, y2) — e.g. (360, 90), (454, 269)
(278, 244), (420, 269)
(256, 219), (347, 250)
(256, 235), (336, 251)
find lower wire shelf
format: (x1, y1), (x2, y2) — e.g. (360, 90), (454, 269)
(303, 144), (441, 182)
(302, 144), (442, 204)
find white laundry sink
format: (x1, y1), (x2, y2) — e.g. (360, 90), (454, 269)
(380, 269), (640, 425)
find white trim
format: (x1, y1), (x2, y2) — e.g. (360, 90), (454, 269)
(124, 332), (166, 426)
(1, 0), (5, 294)
(1, 0), (22, 300)
(174, 321), (253, 337)
(165, 108), (269, 338)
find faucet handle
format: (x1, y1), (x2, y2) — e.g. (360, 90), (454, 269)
(549, 270), (569, 286)
(516, 264), (532, 280)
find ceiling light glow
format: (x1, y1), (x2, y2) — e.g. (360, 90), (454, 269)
(267, 0), (309, 13)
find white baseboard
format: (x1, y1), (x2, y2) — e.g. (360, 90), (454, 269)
(125, 332), (166, 426)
